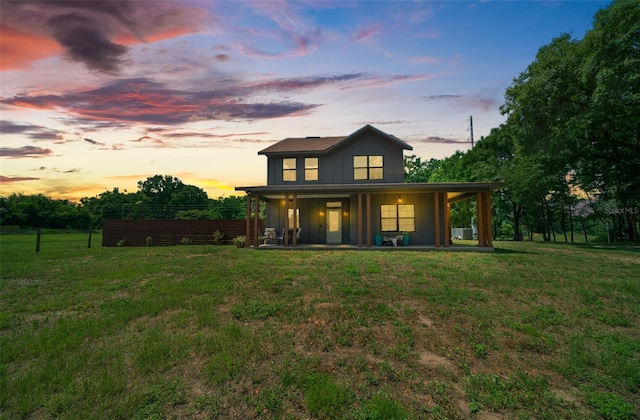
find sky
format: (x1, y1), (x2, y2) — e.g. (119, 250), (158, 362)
(0, 0), (611, 202)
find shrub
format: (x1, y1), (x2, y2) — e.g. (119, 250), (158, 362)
(212, 230), (224, 245)
(232, 235), (246, 248)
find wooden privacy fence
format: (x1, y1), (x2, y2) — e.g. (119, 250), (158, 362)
(102, 219), (264, 247)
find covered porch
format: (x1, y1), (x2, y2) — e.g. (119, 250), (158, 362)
(236, 182), (503, 250)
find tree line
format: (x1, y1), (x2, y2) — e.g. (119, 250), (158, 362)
(0, 175), (250, 231)
(405, 0), (639, 243)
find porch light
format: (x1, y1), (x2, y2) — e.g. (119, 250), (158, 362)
(398, 195), (402, 203)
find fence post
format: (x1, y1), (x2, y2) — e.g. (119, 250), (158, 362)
(88, 227), (93, 249)
(36, 228), (41, 252)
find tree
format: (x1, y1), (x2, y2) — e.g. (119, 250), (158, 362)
(501, 0), (640, 241)
(136, 175), (209, 219)
(404, 155), (441, 183)
(1, 193), (93, 230)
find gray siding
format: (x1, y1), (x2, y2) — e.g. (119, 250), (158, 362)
(263, 192), (443, 246)
(265, 132), (406, 186)
(357, 193), (437, 246)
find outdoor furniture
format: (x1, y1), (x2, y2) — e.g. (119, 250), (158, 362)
(261, 227), (277, 245)
(277, 228), (285, 245)
(383, 234), (403, 246)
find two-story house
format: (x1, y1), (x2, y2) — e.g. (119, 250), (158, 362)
(236, 124), (501, 248)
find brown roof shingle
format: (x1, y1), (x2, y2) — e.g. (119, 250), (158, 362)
(258, 136), (346, 154)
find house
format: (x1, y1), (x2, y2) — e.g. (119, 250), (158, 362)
(235, 125), (501, 248)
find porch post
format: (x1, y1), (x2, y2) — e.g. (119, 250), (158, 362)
(434, 192), (441, 247)
(293, 193), (298, 247)
(444, 193), (451, 247)
(253, 195), (260, 247)
(366, 193), (371, 247)
(358, 193), (363, 247)
(284, 193), (290, 246)
(245, 193), (251, 244)
(476, 192), (486, 247)
(485, 191), (493, 247)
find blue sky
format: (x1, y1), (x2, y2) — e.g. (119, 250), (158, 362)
(0, 0), (611, 201)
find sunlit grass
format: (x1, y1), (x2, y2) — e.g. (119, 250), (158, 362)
(1, 234), (638, 418)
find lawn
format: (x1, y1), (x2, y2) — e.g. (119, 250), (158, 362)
(1, 233), (638, 419)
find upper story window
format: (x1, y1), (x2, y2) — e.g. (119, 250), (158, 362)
(354, 155), (383, 180)
(283, 158), (296, 182)
(305, 158), (318, 181)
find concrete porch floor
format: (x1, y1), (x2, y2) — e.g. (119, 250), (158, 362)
(254, 243), (494, 252)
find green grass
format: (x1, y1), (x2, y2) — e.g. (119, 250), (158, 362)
(1, 233), (639, 419)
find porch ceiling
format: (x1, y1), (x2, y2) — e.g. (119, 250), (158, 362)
(236, 182), (504, 201)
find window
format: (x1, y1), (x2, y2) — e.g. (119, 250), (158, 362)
(381, 205), (397, 231)
(380, 204), (414, 232)
(354, 155), (383, 180)
(283, 158), (296, 181)
(398, 204), (415, 232)
(305, 158), (318, 181)
(288, 208), (300, 228)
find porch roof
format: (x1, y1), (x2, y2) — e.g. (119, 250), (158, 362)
(235, 182), (505, 201)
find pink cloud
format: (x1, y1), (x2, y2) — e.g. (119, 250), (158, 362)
(352, 24), (382, 41)
(0, 1), (208, 73)
(0, 175), (40, 183)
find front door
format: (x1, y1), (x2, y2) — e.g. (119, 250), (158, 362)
(326, 208), (342, 244)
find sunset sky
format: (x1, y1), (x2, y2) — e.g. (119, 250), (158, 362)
(0, 0), (610, 202)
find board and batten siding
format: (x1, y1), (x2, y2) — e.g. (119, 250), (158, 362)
(265, 132), (406, 185)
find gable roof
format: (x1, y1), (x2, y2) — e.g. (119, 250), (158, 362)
(258, 124), (413, 156)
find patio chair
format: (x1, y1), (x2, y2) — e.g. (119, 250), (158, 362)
(264, 227), (277, 245)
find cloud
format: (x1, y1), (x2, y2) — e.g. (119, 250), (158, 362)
(413, 136), (469, 144)
(0, 0), (208, 73)
(48, 13), (129, 74)
(84, 137), (106, 147)
(0, 120), (64, 141)
(0, 27), (62, 71)
(236, 27), (323, 59)
(3, 72), (437, 126)
(0, 146), (54, 158)
(214, 54), (231, 62)
(161, 131), (269, 139)
(129, 135), (168, 148)
(356, 120), (409, 126)
(2, 77), (322, 125)
(422, 94), (462, 101)
(0, 175), (40, 183)
(352, 24), (382, 41)
(421, 93), (498, 111)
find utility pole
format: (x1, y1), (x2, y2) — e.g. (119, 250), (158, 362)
(469, 115), (474, 148)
